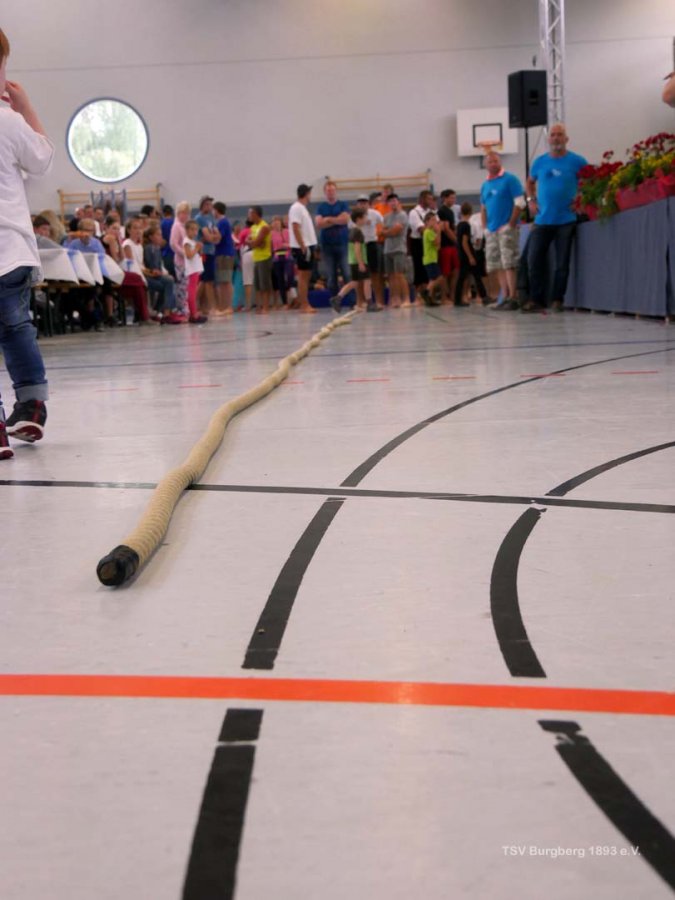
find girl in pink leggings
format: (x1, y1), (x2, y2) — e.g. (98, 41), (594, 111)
(183, 221), (207, 324)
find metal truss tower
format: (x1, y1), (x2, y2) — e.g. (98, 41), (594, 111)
(539, 0), (566, 124)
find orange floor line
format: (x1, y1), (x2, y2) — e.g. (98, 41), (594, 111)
(0, 674), (674, 716)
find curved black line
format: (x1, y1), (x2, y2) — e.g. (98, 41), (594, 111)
(490, 508), (547, 677)
(540, 721), (675, 890)
(491, 438), (675, 678)
(547, 441), (675, 497)
(186, 344), (675, 894)
(242, 498), (344, 670)
(341, 346), (675, 487)
(241, 345), (675, 673)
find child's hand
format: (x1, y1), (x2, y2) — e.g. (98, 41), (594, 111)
(196, 242), (203, 253)
(3, 80), (33, 116)
(359, 263), (367, 273)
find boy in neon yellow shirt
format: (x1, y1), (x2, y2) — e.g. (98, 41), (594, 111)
(422, 211), (446, 305)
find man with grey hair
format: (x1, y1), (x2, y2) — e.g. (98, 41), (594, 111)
(524, 123), (587, 312)
(480, 151), (525, 310)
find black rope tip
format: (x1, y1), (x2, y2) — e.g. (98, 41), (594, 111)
(97, 545), (140, 587)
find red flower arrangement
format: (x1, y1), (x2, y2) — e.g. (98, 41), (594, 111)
(575, 134), (675, 219)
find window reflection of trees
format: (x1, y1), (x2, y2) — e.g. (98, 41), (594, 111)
(67, 99), (148, 182)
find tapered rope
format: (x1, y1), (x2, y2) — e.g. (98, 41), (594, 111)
(97, 310), (357, 586)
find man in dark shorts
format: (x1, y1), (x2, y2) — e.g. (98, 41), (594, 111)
(438, 189), (461, 305)
(194, 195), (220, 315)
(213, 201), (235, 314)
(358, 193), (385, 309)
(288, 183), (318, 314)
(382, 194), (410, 308)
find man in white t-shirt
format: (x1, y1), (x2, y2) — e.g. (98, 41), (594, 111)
(356, 194), (385, 308)
(408, 189), (435, 300)
(0, 28), (54, 458)
(288, 183), (318, 314)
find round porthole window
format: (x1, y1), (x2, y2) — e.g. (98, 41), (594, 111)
(66, 98), (149, 183)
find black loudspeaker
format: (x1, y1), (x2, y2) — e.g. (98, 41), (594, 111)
(508, 70), (548, 128)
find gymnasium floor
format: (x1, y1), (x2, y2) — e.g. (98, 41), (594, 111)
(1, 306), (674, 900)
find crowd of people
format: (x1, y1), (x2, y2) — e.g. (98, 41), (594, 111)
(0, 14), (660, 463)
(29, 122), (587, 334)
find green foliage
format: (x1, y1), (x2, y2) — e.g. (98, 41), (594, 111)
(68, 100), (148, 182)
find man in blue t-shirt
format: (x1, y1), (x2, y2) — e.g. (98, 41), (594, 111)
(213, 200), (235, 314)
(315, 180), (353, 303)
(524, 123), (588, 311)
(480, 153), (525, 309)
(160, 205), (175, 276)
(194, 195), (220, 315)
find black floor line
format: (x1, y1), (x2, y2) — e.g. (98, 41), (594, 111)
(540, 721), (675, 891)
(183, 344), (675, 896)
(238, 344), (675, 677)
(340, 346), (675, 487)
(242, 498), (345, 670)
(490, 437), (675, 680)
(182, 709), (263, 900)
(42, 337), (675, 371)
(490, 509), (547, 678)
(547, 441), (675, 497)
(4, 478), (674, 515)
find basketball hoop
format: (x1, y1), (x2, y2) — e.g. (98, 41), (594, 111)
(476, 140), (503, 170)
(476, 140), (503, 156)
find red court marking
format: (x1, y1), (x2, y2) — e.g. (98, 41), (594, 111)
(178, 384), (223, 389)
(1, 675), (673, 717)
(347, 378), (391, 383)
(611, 371), (660, 375)
(281, 381), (304, 385)
(94, 388), (139, 393)
(432, 376), (477, 381)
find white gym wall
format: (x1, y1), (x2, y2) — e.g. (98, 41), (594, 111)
(3, 0), (674, 209)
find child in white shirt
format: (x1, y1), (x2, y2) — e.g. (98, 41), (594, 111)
(184, 220), (207, 324)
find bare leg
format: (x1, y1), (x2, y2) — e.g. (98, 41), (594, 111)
(371, 272), (384, 308)
(296, 269), (315, 313)
(204, 283), (216, 315)
(496, 269), (508, 301)
(355, 282), (365, 309)
(393, 273), (408, 307)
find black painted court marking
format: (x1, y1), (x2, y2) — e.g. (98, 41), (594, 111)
(0, 479), (157, 490)
(182, 709), (263, 900)
(491, 437), (675, 679)
(43, 337), (675, 372)
(490, 508), (547, 678)
(540, 721), (675, 890)
(190, 486), (675, 516)
(185, 346), (675, 894)
(340, 346), (675, 487)
(547, 441), (675, 497)
(238, 345), (675, 678)
(242, 498), (345, 670)
(3, 477), (675, 515)
(219, 709), (263, 743)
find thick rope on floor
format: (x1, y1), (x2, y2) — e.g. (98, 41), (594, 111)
(97, 310), (357, 587)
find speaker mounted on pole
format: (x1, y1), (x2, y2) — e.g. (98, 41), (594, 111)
(508, 70), (548, 129)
